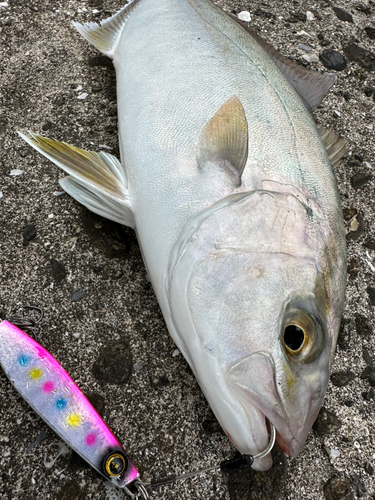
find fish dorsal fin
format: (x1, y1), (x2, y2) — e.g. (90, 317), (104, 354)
(232, 17), (336, 111)
(317, 125), (346, 168)
(73, 0), (141, 58)
(197, 96), (248, 184)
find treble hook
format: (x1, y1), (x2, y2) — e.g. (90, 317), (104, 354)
(124, 480), (150, 500)
(7, 305), (44, 334)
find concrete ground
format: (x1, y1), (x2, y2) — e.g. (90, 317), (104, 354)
(0, 0), (374, 499)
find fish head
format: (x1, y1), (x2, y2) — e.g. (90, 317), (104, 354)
(167, 190), (344, 470)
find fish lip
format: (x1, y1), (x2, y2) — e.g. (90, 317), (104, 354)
(257, 408), (303, 457)
(263, 408), (303, 457)
(226, 351), (304, 458)
(254, 408), (298, 457)
(275, 429), (291, 455)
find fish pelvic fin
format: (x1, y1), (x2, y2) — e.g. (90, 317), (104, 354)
(73, 0), (141, 58)
(19, 132), (135, 228)
(317, 125), (346, 168)
(197, 96), (248, 186)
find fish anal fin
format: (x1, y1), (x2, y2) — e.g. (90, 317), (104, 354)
(197, 96), (248, 185)
(73, 0), (141, 58)
(317, 125), (346, 168)
(232, 16), (336, 111)
(19, 132), (135, 229)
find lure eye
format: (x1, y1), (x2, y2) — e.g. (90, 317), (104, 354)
(283, 325), (305, 353)
(105, 453), (127, 477)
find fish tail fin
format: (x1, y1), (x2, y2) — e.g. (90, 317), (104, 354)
(18, 132), (135, 228)
(73, 0), (140, 58)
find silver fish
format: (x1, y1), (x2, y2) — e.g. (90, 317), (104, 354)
(20, 0), (346, 470)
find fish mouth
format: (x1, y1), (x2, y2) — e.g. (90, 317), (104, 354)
(226, 350), (305, 465)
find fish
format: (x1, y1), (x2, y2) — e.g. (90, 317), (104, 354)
(0, 320), (139, 489)
(20, 0), (347, 471)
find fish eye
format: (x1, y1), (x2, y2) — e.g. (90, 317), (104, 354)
(281, 309), (324, 362)
(104, 452), (127, 477)
(283, 324), (306, 353)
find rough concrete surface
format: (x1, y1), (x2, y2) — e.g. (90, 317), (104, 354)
(0, 0), (374, 499)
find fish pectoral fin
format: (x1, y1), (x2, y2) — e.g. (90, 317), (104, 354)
(232, 17), (336, 111)
(73, 0), (140, 58)
(197, 96), (248, 186)
(316, 125), (346, 168)
(19, 132), (135, 228)
(59, 176), (135, 227)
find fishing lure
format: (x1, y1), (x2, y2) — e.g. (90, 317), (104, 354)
(0, 320), (143, 497)
(0, 318), (275, 497)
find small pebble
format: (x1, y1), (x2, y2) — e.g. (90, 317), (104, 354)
(77, 93), (89, 100)
(344, 43), (375, 72)
(313, 408), (341, 437)
(352, 476), (366, 497)
(355, 314), (372, 337)
(333, 6), (354, 23)
(361, 427), (369, 437)
(303, 53), (319, 63)
(330, 370), (355, 387)
(319, 49), (347, 71)
(254, 8), (274, 19)
(133, 360), (144, 371)
(297, 30), (312, 38)
(351, 171), (373, 188)
(330, 449), (340, 458)
(354, 441), (361, 449)
(238, 11), (251, 22)
(172, 349), (180, 357)
(298, 43), (312, 52)
(42, 121), (53, 131)
(10, 169), (23, 176)
(364, 461), (374, 475)
(72, 289), (84, 302)
(346, 213), (364, 241)
(367, 286), (375, 307)
(0, 192), (3, 199)
(306, 11), (314, 21)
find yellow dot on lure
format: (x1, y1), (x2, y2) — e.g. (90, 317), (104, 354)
(67, 414), (81, 427)
(29, 368), (43, 380)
